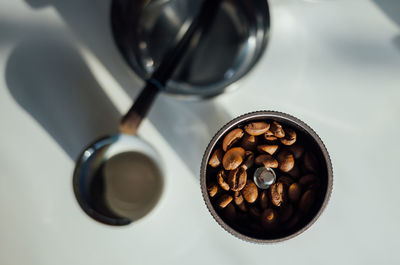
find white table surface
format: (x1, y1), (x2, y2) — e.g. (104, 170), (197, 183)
(1, 0), (400, 264)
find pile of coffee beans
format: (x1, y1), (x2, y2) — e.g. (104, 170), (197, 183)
(207, 120), (322, 234)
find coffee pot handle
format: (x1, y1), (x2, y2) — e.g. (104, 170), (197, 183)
(119, 80), (161, 135)
(119, 0), (222, 135)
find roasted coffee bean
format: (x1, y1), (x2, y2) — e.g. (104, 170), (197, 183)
(207, 182), (219, 197)
(277, 176), (294, 187)
(208, 148), (224, 168)
(308, 181), (321, 190)
(270, 182), (285, 207)
(222, 128), (244, 151)
(207, 118), (322, 234)
(261, 208), (278, 229)
(304, 152), (319, 173)
(299, 189), (315, 212)
(277, 150), (295, 172)
(264, 130), (278, 141)
(270, 121), (285, 138)
(244, 122), (270, 136)
(228, 167), (247, 191)
(234, 191), (244, 205)
(299, 174), (318, 188)
(241, 133), (258, 151)
(222, 147), (245, 170)
(285, 212), (301, 229)
(242, 151), (255, 170)
(237, 201), (248, 212)
(279, 204), (294, 223)
(217, 194), (233, 208)
(255, 154), (278, 168)
(235, 210), (247, 223)
(217, 170), (230, 191)
(288, 183), (302, 203)
(247, 221), (263, 233)
(287, 164), (300, 179)
(257, 144), (279, 155)
(249, 206), (261, 219)
(242, 180), (258, 203)
(280, 127), (296, 146)
(259, 190), (269, 209)
(224, 203), (237, 220)
(289, 142), (304, 159)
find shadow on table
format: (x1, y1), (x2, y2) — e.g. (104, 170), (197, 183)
(148, 95), (231, 176)
(372, 0), (400, 52)
(394, 35), (400, 51)
(5, 36), (120, 159)
(10, 0), (232, 177)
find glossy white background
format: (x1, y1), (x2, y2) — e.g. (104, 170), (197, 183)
(1, 0), (399, 264)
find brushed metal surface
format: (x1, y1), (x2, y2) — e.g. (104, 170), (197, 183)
(111, 0), (270, 97)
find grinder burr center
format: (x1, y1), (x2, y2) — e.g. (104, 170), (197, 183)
(253, 167), (276, 189)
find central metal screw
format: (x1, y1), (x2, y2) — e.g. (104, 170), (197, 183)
(253, 167), (276, 189)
